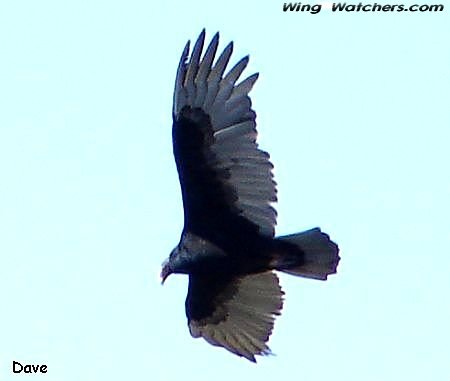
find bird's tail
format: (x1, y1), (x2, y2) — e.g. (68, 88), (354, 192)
(273, 228), (340, 280)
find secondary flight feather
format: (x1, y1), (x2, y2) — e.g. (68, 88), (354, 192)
(161, 30), (340, 362)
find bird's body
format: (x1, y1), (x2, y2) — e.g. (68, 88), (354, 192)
(161, 30), (340, 362)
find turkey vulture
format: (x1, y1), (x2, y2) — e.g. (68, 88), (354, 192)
(161, 30), (340, 362)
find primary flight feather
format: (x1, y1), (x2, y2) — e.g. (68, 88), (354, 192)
(161, 30), (340, 362)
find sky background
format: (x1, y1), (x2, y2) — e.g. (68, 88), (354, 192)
(1, 1), (449, 380)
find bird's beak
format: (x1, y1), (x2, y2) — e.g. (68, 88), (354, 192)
(160, 263), (171, 285)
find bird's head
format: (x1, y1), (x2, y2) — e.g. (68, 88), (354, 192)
(160, 244), (191, 284)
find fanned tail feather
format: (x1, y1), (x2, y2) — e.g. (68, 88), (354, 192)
(276, 228), (340, 280)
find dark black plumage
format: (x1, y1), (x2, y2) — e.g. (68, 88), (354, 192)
(161, 30), (340, 362)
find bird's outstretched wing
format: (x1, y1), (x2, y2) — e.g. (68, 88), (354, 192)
(186, 271), (284, 362)
(172, 30), (277, 237)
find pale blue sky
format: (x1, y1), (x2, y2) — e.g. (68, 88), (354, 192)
(1, 1), (449, 380)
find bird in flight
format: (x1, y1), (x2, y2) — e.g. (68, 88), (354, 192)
(161, 30), (340, 362)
